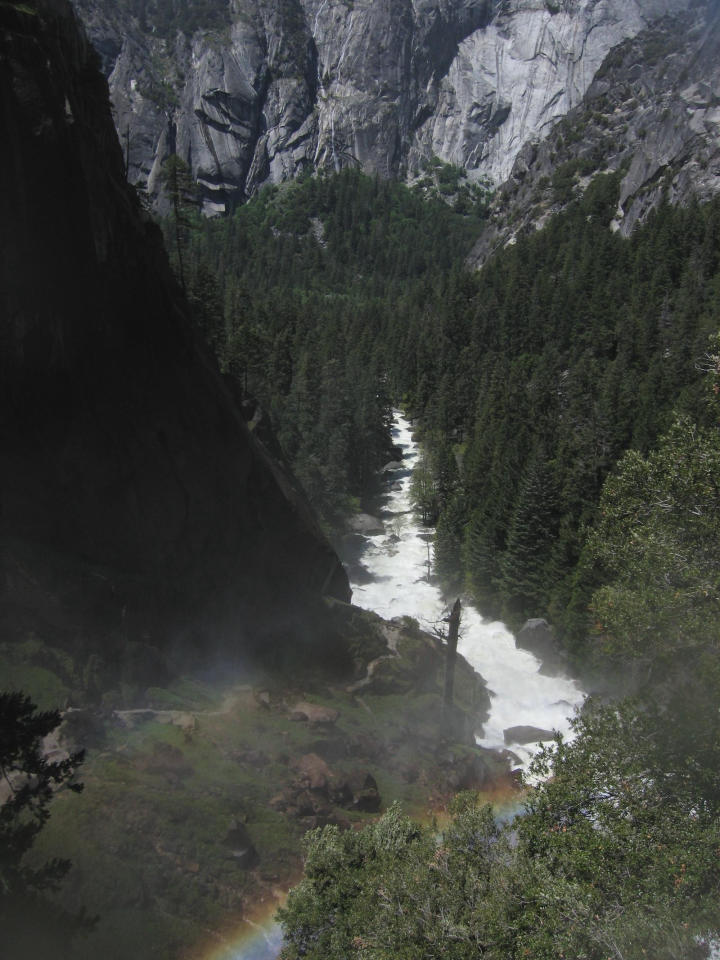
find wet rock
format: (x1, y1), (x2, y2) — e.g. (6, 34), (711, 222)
(299, 812), (351, 831)
(352, 786), (382, 813)
(268, 793), (289, 812)
(270, 785), (330, 820)
(340, 532), (368, 549)
(503, 725), (555, 745)
(293, 790), (327, 818)
(347, 513), (385, 536)
(361, 656), (414, 695)
(496, 747), (522, 767)
(515, 619), (567, 675)
(345, 562), (375, 585)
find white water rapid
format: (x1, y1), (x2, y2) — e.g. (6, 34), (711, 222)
(349, 413), (586, 770)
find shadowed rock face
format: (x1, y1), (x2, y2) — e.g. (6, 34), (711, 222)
(72, 0), (691, 212)
(0, 0), (349, 673)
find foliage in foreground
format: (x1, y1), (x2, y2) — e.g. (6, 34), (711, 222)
(280, 698), (720, 960)
(0, 692), (92, 959)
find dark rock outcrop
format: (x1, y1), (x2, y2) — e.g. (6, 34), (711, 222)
(0, 0), (349, 678)
(515, 619), (568, 677)
(503, 725), (555, 745)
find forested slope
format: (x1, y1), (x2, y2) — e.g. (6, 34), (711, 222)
(165, 167), (486, 522)
(408, 178), (720, 645)
(174, 167), (720, 668)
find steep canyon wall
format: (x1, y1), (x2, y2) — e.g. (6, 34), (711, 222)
(73, 0), (693, 212)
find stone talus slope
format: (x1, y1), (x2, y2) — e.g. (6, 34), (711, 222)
(73, 0), (691, 212)
(0, 0), (349, 675)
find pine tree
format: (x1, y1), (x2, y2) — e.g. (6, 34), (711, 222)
(160, 153), (198, 294)
(497, 450), (560, 620)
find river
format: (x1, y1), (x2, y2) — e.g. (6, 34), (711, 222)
(350, 413), (586, 770)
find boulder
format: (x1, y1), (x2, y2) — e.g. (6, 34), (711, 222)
(439, 750), (491, 791)
(289, 702), (340, 726)
(330, 771), (381, 812)
(347, 514), (385, 536)
(362, 656), (414, 695)
(503, 725), (555, 745)
(292, 790), (328, 818)
(298, 812), (351, 831)
(515, 619), (567, 675)
(347, 733), (386, 763)
(292, 753), (331, 791)
(269, 751), (376, 823)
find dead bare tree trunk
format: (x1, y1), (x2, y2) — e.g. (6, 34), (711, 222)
(443, 598), (461, 719)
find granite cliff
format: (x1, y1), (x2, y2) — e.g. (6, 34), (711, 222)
(0, 0), (350, 683)
(470, 2), (720, 265)
(72, 0), (692, 213)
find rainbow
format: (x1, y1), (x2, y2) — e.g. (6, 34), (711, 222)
(202, 898), (284, 960)
(198, 781), (529, 960)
